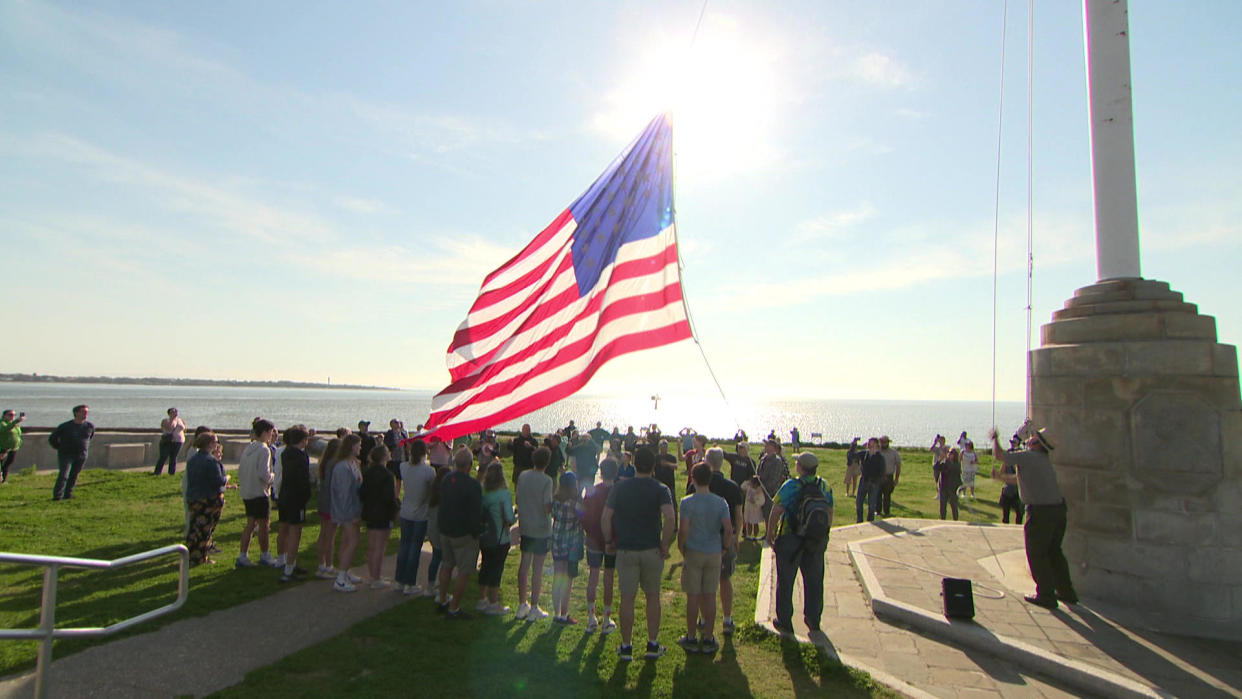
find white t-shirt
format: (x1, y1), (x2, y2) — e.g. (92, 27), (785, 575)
(398, 460), (436, 521)
(961, 450), (979, 475)
(515, 469), (554, 538)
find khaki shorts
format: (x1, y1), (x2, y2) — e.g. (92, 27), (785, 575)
(617, 548), (663, 597)
(441, 534), (480, 573)
(681, 550), (722, 595)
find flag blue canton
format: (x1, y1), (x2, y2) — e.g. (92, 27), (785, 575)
(567, 113), (675, 297)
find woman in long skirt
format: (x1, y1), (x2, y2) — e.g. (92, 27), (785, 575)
(185, 432), (228, 565)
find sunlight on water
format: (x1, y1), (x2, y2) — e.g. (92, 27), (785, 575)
(2, 383), (1027, 447)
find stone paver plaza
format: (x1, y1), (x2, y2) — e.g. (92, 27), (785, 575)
(757, 518), (1242, 698)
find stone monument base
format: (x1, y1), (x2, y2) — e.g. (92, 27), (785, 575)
(1030, 278), (1242, 640)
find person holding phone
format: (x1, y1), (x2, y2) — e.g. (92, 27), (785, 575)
(154, 407), (187, 475)
(0, 410), (26, 483)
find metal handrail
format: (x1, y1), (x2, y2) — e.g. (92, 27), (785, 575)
(0, 544), (190, 699)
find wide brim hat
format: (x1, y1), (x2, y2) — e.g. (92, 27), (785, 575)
(1033, 427), (1055, 451)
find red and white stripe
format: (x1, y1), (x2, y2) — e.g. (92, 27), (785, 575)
(423, 212), (691, 441)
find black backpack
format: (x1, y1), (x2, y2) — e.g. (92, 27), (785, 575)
(794, 478), (832, 541)
(479, 504), (501, 548)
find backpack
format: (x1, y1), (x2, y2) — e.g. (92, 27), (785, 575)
(794, 478), (832, 541)
(479, 503), (501, 548)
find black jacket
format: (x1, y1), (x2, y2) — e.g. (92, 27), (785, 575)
(359, 463), (398, 523)
(49, 420), (94, 456)
(861, 452), (886, 482)
(437, 470), (483, 538)
(279, 447), (312, 510)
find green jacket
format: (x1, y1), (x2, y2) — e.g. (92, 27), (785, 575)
(0, 419), (22, 451)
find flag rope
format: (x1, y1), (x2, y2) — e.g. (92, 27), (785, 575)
(1025, 0), (1036, 380)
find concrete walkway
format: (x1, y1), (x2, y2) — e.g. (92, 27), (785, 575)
(0, 550), (429, 698)
(756, 518), (1242, 698)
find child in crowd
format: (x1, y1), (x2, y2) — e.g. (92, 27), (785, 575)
(959, 440), (979, 500)
(550, 471), (584, 625)
(581, 457), (619, 634)
(678, 463), (732, 655)
(276, 426), (312, 582)
(616, 451), (635, 480)
(315, 438), (342, 579)
(329, 434), (364, 592)
(742, 475), (765, 540)
(477, 461), (516, 615)
(360, 445), (398, 589)
(426, 466), (448, 602)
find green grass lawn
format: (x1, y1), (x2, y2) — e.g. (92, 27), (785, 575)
(0, 467), (384, 677)
(0, 444), (1008, 694)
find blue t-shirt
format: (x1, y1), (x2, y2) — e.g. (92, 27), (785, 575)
(679, 491), (730, 554)
(772, 475), (834, 536)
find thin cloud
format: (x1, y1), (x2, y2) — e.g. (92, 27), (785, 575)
(720, 212), (1092, 313)
(794, 203), (876, 243)
(850, 52), (910, 87)
(333, 196), (395, 215)
(4, 1), (542, 172)
(3, 133), (513, 292)
(344, 97), (549, 162)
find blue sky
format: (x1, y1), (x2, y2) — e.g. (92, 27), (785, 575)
(3, 0), (1239, 404)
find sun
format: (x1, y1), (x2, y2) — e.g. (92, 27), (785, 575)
(592, 14), (789, 182)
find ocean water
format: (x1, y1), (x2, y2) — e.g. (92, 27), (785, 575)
(0, 382), (1027, 448)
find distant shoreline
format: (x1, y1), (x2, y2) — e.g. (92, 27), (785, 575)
(0, 374), (397, 392)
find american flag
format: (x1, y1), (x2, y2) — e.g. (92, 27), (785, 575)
(422, 113), (693, 440)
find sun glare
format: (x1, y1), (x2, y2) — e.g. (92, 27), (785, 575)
(593, 15), (788, 181)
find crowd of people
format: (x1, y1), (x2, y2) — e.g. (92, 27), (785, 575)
(160, 415), (839, 660)
(6, 404), (1077, 634)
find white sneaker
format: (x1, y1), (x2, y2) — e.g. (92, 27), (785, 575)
(235, 555), (257, 568)
(600, 619), (616, 635)
(346, 572), (363, 584)
(420, 586), (436, 598)
(370, 580), (390, 590)
(315, 566), (336, 580)
(526, 606), (548, 622)
(585, 617), (599, 633)
(476, 598), (491, 612)
(486, 603), (512, 616)
(258, 553), (278, 567)
(333, 579), (357, 593)
(515, 603), (531, 620)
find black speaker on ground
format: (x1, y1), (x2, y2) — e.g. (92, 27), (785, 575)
(942, 577), (975, 620)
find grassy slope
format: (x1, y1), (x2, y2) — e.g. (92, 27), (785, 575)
(0, 444), (1005, 694)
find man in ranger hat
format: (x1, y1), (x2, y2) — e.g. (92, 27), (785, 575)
(357, 420), (376, 464)
(989, 424), (1078, 610)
